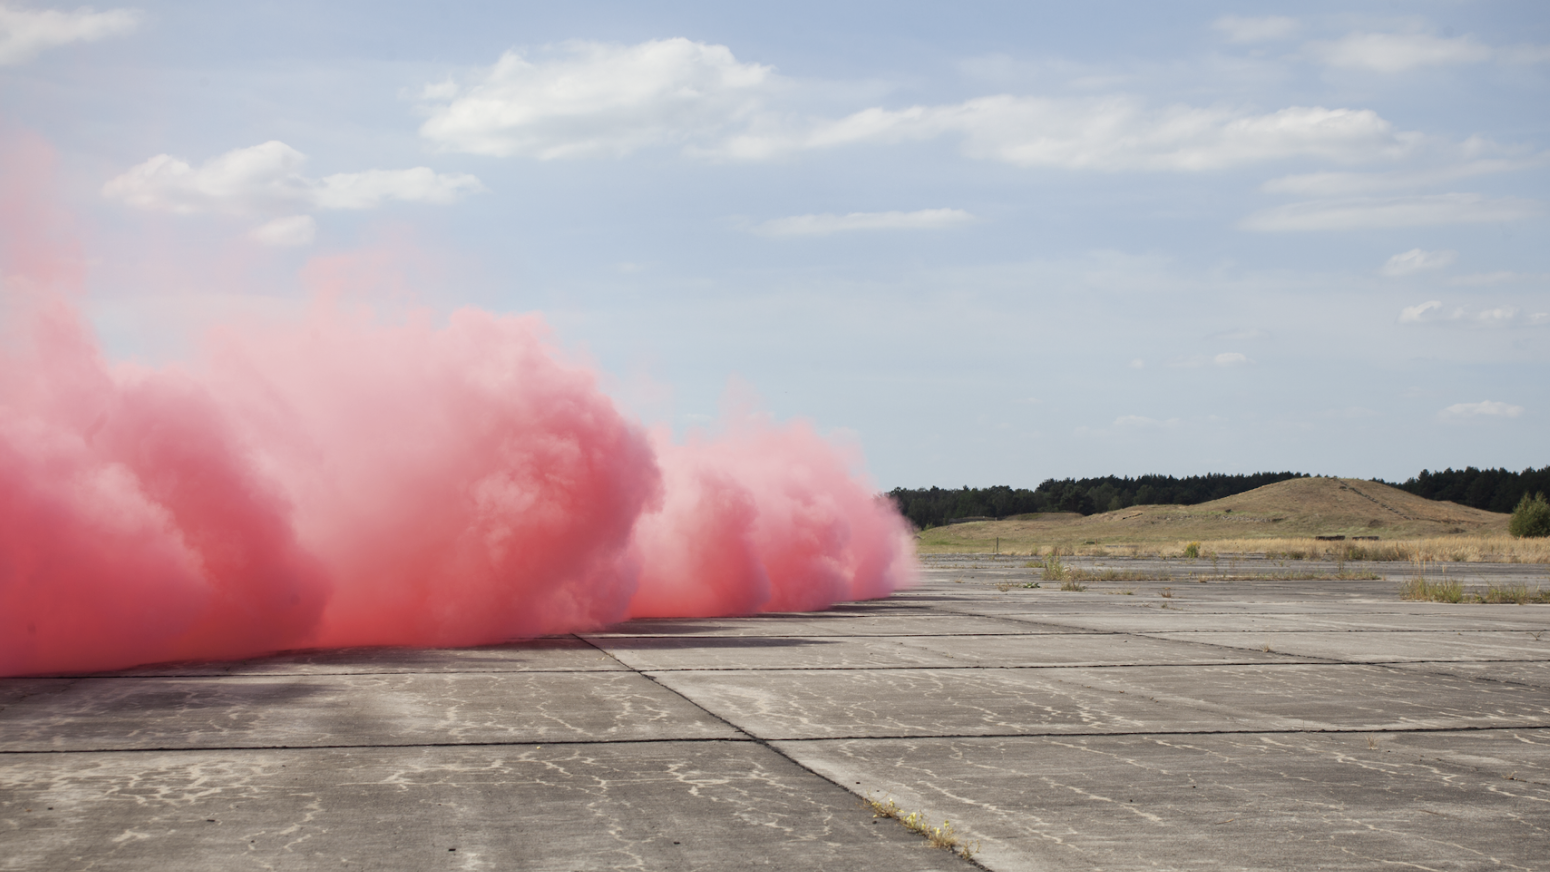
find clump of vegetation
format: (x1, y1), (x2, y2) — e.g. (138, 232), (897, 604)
(1400, 576), (1465, 603)
(1041, 554), (1068, 582)
(864, 796), (978, 859)
(1509, 492), (1550, 539)
(1059, 578), (1087, 591)
(1183, 542), (1200, 558)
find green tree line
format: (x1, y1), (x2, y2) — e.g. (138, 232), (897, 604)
(1390, 466), (1550, 514)
(887, 472), (1308, 529)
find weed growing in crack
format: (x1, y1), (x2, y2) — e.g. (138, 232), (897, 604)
(863, 795), (979, 860)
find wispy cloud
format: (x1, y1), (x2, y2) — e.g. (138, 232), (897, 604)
(719, 99), (1419, 170)
(1114, 415), (1179, 428)
(1308, 30), (1549, 74)
(1399, 300), (1442, 323)
(1213, 16), (1299, 44)
(102, 141), (484, 246)
(1382, 248), (1456, 276)
(1449, 271), (1550, 286)
(1167, 352), (1252, 368)
(1260, 155), (1545, 198)
(248, 215), (316, 247)
(0, 4), (139, 66)
(1241, 193), (1541, 231)
(753, 208), (973, 237)
(1439, 400), (1524, 420)
(422, 39), (1430, 174)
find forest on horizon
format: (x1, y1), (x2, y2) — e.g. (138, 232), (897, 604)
(887, 466), (1550, 530)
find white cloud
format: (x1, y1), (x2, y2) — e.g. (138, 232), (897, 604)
(753, 208), (973, 237)
(313, 168), (485, 209)
(248, 215), (316, 247)
(722, 98), (1418, 170)
(419, 38), (772, 158)
(1439, 400), (1524, 420)
(1399, 300), (1442, 323)
(0, 4), (138, 65)
(420, 39), (1424, 173)
(1241, 193), (1542, 231)
(1310, 32), (1495, 73)
(1213, 16), (1300, 44)
(1308, 31), (1550, 73)
(1128, 358), (1145, 369)
(102, 141), (484, 215)
(1382, 248), (1456, 276)
(1475, 306), (1519, 326)
(1213, 352), (1249, 367)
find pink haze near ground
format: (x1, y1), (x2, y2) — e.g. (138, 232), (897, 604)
(0, 135), (917, 677)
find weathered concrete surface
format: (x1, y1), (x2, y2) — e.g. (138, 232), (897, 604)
(4, 553), (1549, 870)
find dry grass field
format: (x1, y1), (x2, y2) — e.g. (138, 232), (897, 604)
(915, 476), (1550, 563)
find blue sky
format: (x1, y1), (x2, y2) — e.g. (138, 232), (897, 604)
(3, 1), (1546, 489)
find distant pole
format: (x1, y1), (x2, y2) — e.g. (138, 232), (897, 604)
(995, 537), (999, 555)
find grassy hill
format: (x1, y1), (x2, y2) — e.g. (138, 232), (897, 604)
(916, 477), (1513, 556)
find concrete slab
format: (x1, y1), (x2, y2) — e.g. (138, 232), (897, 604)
(591, 613), (1074, 638)
(1147, 630), (1550, 662)
(0, 672), (739, 751)
(1386, 660), (1550, 688)
(652, 662), (1550, 740)
(1016, 611), (1550, 634)
(778, 730), (1550, 872)
(0, 742), (966, 872)
(4, 559), (1549, 870)
(589, 632), (1298, 672)
(88, 637), (629, 677)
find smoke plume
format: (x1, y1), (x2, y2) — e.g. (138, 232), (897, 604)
(0, 135), (916, 676)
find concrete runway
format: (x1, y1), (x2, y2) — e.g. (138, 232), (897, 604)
(4, 555), (1550, 870)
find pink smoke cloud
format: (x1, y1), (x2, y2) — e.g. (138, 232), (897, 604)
(0, 134), (916, 677)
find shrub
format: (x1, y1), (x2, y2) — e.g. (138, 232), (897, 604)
(1183, 541), (1200, 558)
(1509, 492), (1550, 539)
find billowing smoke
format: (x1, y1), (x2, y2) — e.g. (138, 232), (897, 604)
(0, 135), (916, 677)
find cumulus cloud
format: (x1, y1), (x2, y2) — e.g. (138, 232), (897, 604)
(753, 208), (973, 237)
(1213, 15), (1300, 44)
(0, 3), (139, 65)
(1382, 248), (1457, 276)
(249, 215), (316, 247)
(1241, 193), (1542, 231)
(1439, 400), (1524, 420)
(419, 38), (772, 158)
(1399, 300), (1442, 323)
(102, 141), (484, 215)
(1213, 352), (1250, 367)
